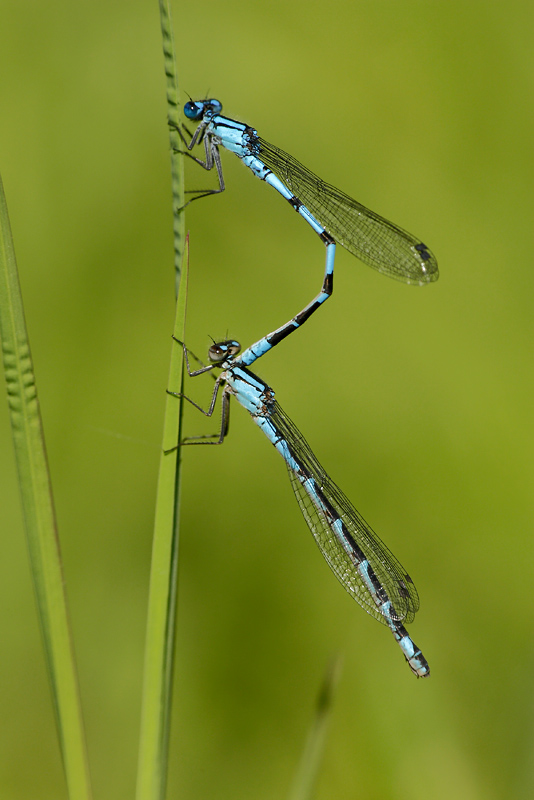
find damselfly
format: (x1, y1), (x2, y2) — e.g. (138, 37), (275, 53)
(169, 332), (430, 678)
(177, 98), (438, 353)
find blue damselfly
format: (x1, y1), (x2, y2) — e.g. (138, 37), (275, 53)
(169, 332), (430, 678)
(177, 99), (438, 358)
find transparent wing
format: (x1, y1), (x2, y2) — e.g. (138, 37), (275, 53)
(254, 136), (438, 286)
(271, 400), (419, 625)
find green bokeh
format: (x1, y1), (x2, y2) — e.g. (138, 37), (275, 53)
(1, 2), (533, 798)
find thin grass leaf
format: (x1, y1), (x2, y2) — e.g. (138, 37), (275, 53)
(0, 175), (92, 799)
(159, 0), (185, 292)
(136, 234), (188, 800)
(288, 656), (343, 800)
(136, 6), (186, 796)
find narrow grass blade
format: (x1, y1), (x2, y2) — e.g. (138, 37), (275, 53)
(159, 0), (185, 291)
(136, 6), (186, 796)
(0, 175), (92, 799)
(288, 656), (343, 800)
(136, 236), (188, 800)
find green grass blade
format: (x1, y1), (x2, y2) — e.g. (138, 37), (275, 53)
(288, 656), (343, 800)
(136, 237), (188, 800)
(136, 6), (186, 797)
(159, 0), (185, 291)
(0, 175), (92, 799)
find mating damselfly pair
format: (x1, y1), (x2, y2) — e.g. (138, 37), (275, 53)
(171, 98), (437, 676)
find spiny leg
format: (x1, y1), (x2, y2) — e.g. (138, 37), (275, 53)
(171, 123), (226, 205)
(165, 341), (231, 451)
(166, 385), (230, 449)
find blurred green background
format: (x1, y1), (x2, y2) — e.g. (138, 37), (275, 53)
(1, 1), (533, 798)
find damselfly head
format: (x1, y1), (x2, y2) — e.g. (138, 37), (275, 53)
(208, 339), (240, 363)
(184, 99), (222, 120)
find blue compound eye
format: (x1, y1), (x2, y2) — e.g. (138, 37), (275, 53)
(184, 101), (203, 120)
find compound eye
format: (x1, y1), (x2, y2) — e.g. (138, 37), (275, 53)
(183, 101), (203, 120)
(208, 344), (226, 362)
(207, 339), (241, 363)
